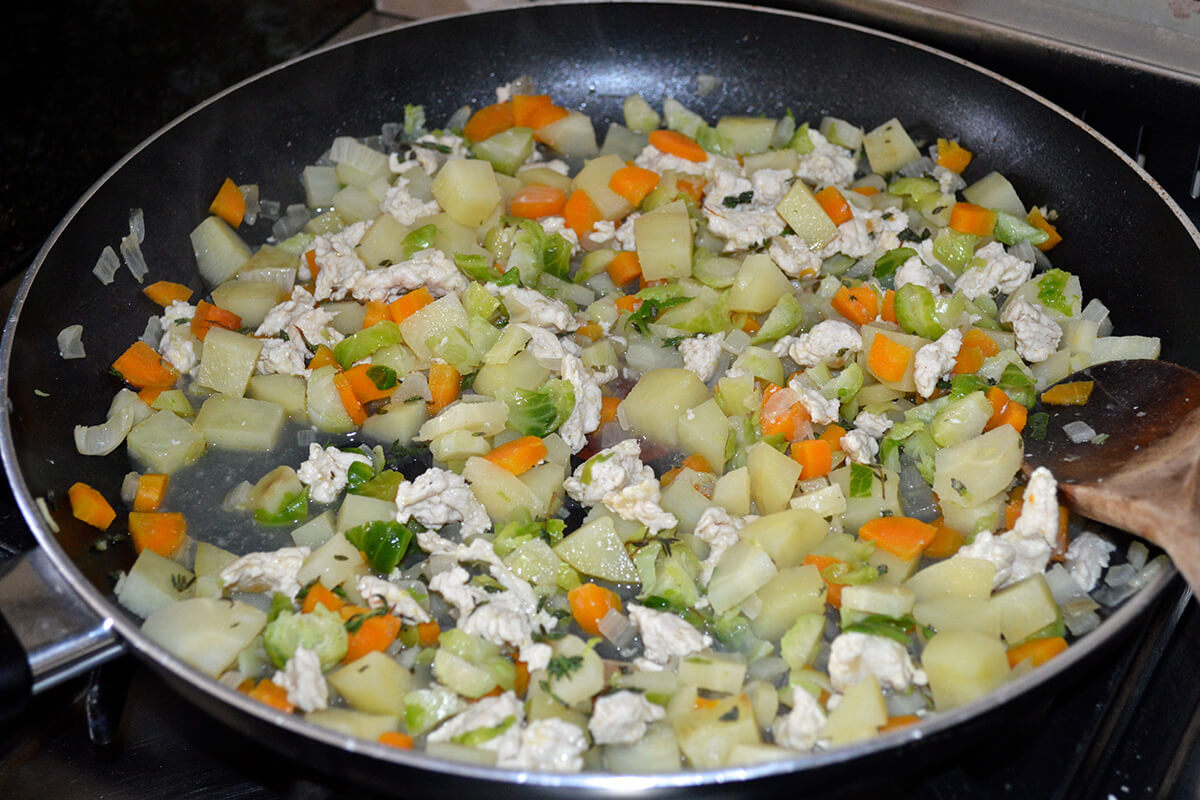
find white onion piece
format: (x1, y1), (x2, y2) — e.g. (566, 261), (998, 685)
(56, 325), (85, 359)
(221, 480), (255, 512)
(141, 316), (164, 348)
(128, 207), (145, 244)
(1044, 564), (1099, 617)
(271, 204), (311, 241)
(1009, 241), (1037, 264)
(36, 497), (60, 533)
(239, 184), (260, 225)
(120, 472), (141, 506)
(1105, 563), (1137, 587)
(259, 198), (282, 221)
(597, 608), (637, 651)
(886, 686), (929, 717)
(898, 462), (940, 522)
(120, 233), (148, 283)
(74, 390), (152, 456)
(93, 245), (120, 285)
(395, 373), (432, 403)
(445, 105), (472, 132)
(696, 74), (722, 97)
(898, 156), (935, 178)
(1065, 611), (1101, 637)
(722, 329), (751, 355)
(1127, 541), (1149, 570)
(238, 266), (296, 294)
(1063, 420), (1097, 443)
(295, 428), (319, 448)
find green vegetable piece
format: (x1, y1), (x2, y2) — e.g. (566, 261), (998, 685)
(333, 321), (403, 369)
(401, 224), (439, 259)
(887, 176), (939, 200)
(402, 104), (426, 138)
(344, 520), (414, 575)
(998, 362), (1037, 408)
(365, 365), (398, 391)
(262, 605), (348, 670)
(627, 296), (691, 336)
(789, 122), (814, 154)
(843, 614), (916, 645)
(454, 253), (503, 282)
(344, 461), (374, 494)
(820, 561), (879, 587)
(713, 610), (758, 651)
(267, 592), (294, 623)
(503, 378), (575, 437)
(993, 211), (1051, 247)
(1027, 411), (1050, 441)
(1036, 269), (1077, 316)
(254, 487), (309, 526)
(351, 469), (404, 502)
(453, 715), (517, 746)
(931, 229), (980, 274)
(848, 463), (875, 498)
(822, 362), (864, 402)
(873, 247), (918, 283)
(546, 654), (584, 680)
(894, 283), (946, 340)
(751, 293), (805, 345)
(472, 126), (534, 175)
(949, 374), (989, 399)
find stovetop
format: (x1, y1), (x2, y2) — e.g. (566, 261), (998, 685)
(2, 2), (1199, 798)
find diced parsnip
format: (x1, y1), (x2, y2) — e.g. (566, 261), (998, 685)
(790, 482), (848, 517)
(336, 494), (397, 532)
(749, 565), (826, 640)
(860, 325), (931, 392)
(740, 508), (828, 568)
(545, 635), (605, 709)
(360, 400), (428, 446)
(728, 253), (791, 314)
(190, 216), (251, 286)
(416, 398), (508, 441)
(296, 532), (364, 589)
(247, 374), (308, 421)
(618, 368), (711, 449)
(708, 540), (778, 615)
(862, 118), (921, 175)
(431, 159), (501, 227)
(712, 466), (751, 515)
(635, 199), (693, 281)
(715, 116), (777, 155)
(913, 596), (1002, 638)
(572, 154), (635, 220)
(519, 461), (567, 517)
(676, 399), (729, 478)
(904, 557), (997, 601)
(830, 464), (902, 535)
(940, 490), (1005, 536)
(660, 472), (713, 534)
(672, 694), (759, 769)
(990, 573), (1059, 644)
(868, 546), (921, 585)
(780, 613), (826, 669)
(922, 629), (1010, 711)
(553, 515), (639, 584)
(305, 708), (400, 741)
(934, 425), (1023, 509)
(196, 328), (263, 398)
(747, 442), (802, 515)
(116, 550), (195, 618)
(820, 675), (887, 746)
(291, 510), (336, 549)
(306, 365), (356, 434)
(962, 171), (1025, 217)
(210, 279), (286, 328)
(398, 292), (470, 363)
(328, 651), (413, 716)
(678, 651), (747, 694)
(193, 394), (284, 451)
(840, 583), (915, 622)
(462, 455), (544, 524)
(355, 214), (410, 270)
(775, 180), (838, 251)
(126, 410), (206, 475)
(536, 111), (599, 158)
(141, 596), (266, 677)
(604, 722), (682, 773)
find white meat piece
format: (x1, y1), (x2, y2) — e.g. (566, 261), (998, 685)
(564, 439), (652, 507)
(817, 207), (908, 260)
(255, 286), (343, 350)
(518, 323), (582, 370)
(894, 256), (942, 294)
(1012, 466), (1060, 548)
(794, 128), (858, 188)
(954, 241), (1034, 300)
(428, 565), (488, 619)
(1065, 532), (1116, 592)
(157, 301), (198, 376)
(839, 429), (878, 465)
(679, 333), (724, 382)
(827, 632), (927, 693)
(219, 547), (311, 599)
(853, 411), (894, 439)
(461, 598), (535, 651)
(773, 688), (827, 752)
(492, 285), (580, 332)
(272, 646), (328, 712)
(791, 384), (841, 425)
(913, 328), (964, 398)
(586, 219), (617, 247)
(634, 143), (709, 177)
(702, 167), (791, 252)
(604, 478), (678, 534)
(346, 248), (467, 302)
(394, 467), (492, 538)
(958, 468), (1059, 590)
(506, 718), (588, 773)
(312, 221), (370, 301)
(628, 604), (712, 665)
(693, 506), (748, 582)
(357, 574), (431, 624)
(296, 443), (372, 505)
(427, 691), (524, 764)
(558, 355), (617, 453)
(256, 337), (310, 377)
(768, 234), (823, 278)
(589, 690), (666, 745)
(409, 132), (469, 175)
(787, 320), (864, 367)
(381, 175), (441, 225)
(1001, 296), (1063, 363)
(613, 213), (641, 251)
(957, 531), (1018, 589)
(519, 642), (553, 674)
(932, 164), (967, 194)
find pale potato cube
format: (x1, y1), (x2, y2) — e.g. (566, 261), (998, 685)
(676, 399), (729, 477)
(193, 394), (284, 451)
(749, 565), (825, 640)
(196, 327), (263, 397)
(904, 557), (996, 601)
(327, 651), (413, 716)
(990, 573), (1059, 644)
(739, 508), (827, 568)
(922, 629), (1010, 710)
(820, 675), (887, 746)
(635, 200), (693, 280)
(618, 368), (711, 449)
(431, 159), (501, 227)
(747, 442), (802, 514)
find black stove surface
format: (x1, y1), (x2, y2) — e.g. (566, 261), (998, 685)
(2, 3), (1199, 799)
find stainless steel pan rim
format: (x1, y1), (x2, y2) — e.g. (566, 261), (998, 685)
(1, 0), (1195, 791)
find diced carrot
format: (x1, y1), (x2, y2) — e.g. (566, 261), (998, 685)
(305, 249), (319, 279)
(1005, 485), (1025, 530)
(378, 731), (415, 749)
(344, 615), (403, 664)
(576, 321), (603, 340)
(246, 678), (294, 713)
(1050, 507), (1070, 562)
(362, 300), (389, 330)
(952, 345), (984, 375)
(880, 289), (897, 324)
(333, 371), (368, 426)
(851, 185), (880, 197)
(463, 101), (514, 142)
(858, 516), (939, 562)
(762, 401), (812, 441)
(190, 300), (242, 342)
(614, 294), (643, 313)
(935, 138), (973, 173)
(948, 202), (997, 237)
(427, 362), (461, 415)
(831, 285), (879, 325)
(302, 581), (345, 615)
(648, 129), (708, 162)
(660, 466), (683, 487)
(387, 287), (434, 325)
(818, 424), (847, 447)
(526, 106), (571, 136)
(128, 511), (187, 557)
(1027, 207), (1063, 251)
(513, 658), (531, 698)
(867, 334), (914, 383)
(112, 341), (180, 390)
(1040, 380), (1094, 406)
(342, 363), (398, 404)
(962, 328), (1000, 357)
(694, 696), (721, 711)
(675, 177), (706, 204)
(568, 582), (623, 637)
(510, 94), (555, 127)
(682, 454), (713, 474)
(814, 186), (853, 226)
(803, 554), (845, 608)
(137, 387), (164, 405)
(509, 184), (567, 219)
(209, 178), (246, 227)
(985, 386), (1027, 433)
(416, 620), (441, 647)
(880, 714), (922, 732)
(309, 344), (338, 371)
(338, 604), (371, 622)
(607, 251), (642, 285)
(791, 439), (833, 480)
(600, 395), (621, 426)
(924, 517), (966, 559)
(1006, 636), (1068, 668)
(132, 473), (169, 512)
(483, 435), (548, 476)
(68, 482), (116, 530)
(561, 189), (603, 239)
(608, 165), (661, 206)
(142, 280), (193, 307)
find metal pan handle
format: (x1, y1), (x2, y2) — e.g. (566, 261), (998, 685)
(0, 548), (125, 718)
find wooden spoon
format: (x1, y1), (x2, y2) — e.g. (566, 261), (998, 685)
(1022, 359), (1200, 592)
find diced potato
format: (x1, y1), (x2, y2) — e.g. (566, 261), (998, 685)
(678, 651), (747, 694)
(247, 374), (308, 421)
(360, 399), (428, 446)
(780, 613), (825, 669)
(210, 279), (286, 328)
(922, 629), (1010, 710)
(913, 596), (1001, 638)
(789, 482), (847, 518)
(296, 532), (364, 589)
(193, 394), (284, 450)
(728, 254), (791, 314)
(545, 635), (606, 709)
(868, 546), (921, 586)
(820, 675), (887, 746)
(660, 473), (713, 534)
(708, 540), (778, 615)
(740, 508), (828, 568)
(934, 426), (1023, 509)
(336, 494), (397, 532)
(416, 398), (508, 441)
(775, 181), (838, 251)
(518, 165), (572, 194)
(116, 550), (195, 618)
(715, 116), (777, 156)
(306, 365), (356, 434)
(331, 186), (380, 223)
(750, 565), (825, 640)
(747, 442), (802, 514)
(355, 213), (410, 270)
(712, 467), (751, 515)
(126, 410), (206, 474)
(305, 708), (400, 741)
(676, 399), (729, 476)
(463, 455), (544, 524)
(862, 118), (921, 175)
(672, 694), (759, 769)
(940, 490), (1005, 535)
(398, 292), (470, 363)
(635, 200), (693, 280)
(830, 464), (901, 534)
(962, 171), (1025, 217)
(328, 651), (413, 716)
(536, 111), (599, 158)
(603, 722), (681, 773)
(291, 510), (336, 549)
(572, 154), (635, 220)
(990, 574), (1059, 643)
(904, 557), (996, 601)
(619, 368), (711, 449)
(142, 597), (266, 677)
(553, 516), (639, 584)
(841, 583), (915, 621)
(190, 216), (251, 286)
(431, 159), (501, 227)
(519, 461), (567, 518)
(196, 328), (263, 397)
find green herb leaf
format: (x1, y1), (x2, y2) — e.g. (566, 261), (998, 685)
(1027, 411), (1050, 441)
(546, 654), (584, 680)
(998, 363), (1037, 408)
(344, 461), (375, 494)
(873, 247), (917, 282)
(365, 365), (398, 391)
(343, 608), (386, 633)
(848, 463), (875, 498)
(627, 296), (691, 336)
(844, 614), (916, 645)
(722, 190), (755, 208)
(344, 520), (414, 575)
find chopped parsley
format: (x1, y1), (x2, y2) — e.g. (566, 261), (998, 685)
(546, 654), (584, 680)
(721, 190), (754, 208)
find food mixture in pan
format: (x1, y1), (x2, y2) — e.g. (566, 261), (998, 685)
(66, 80), (1169, 772)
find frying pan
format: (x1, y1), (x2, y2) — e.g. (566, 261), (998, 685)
(2, 2), (1198, 795)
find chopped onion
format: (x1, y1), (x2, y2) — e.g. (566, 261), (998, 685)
(886, 686), (929, 717)
(120, 233), (148, 283)
(56, 325), (85, 359)
(93, 245), (120, 285)
(396, 373), (432, 403)
(239, 184), (260, 225)
(120, 472), (141, 506)
(1065, 610), (1101, 637)
(597, 608), (637, 651)
(74, 407), (138, 456)
(259, 198), (282, 221)
(295, 428), (319, 448)
(445, 105), (472, 132)
(721, 329), (751, 355)
(1127, 541), (1149, 570)
(381, 121), (403, 149)
(238, 265), (296, 294)
(1082, 298), (1113, 337)
(1063, 420), (1096, 443)
(36, 497), (60, 533)
(1009, 240), (1037, 264)
(128, 207), (145, 244)
(141, 316), (164, 348)
(1093, 554), (1170, 606)
(221, 480), (254, 512)
(897, 156), (935, 178)
(271, 204), (312, 241)
(1105, 563), (1137, 587)
(1044, 564), (1099, 617)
